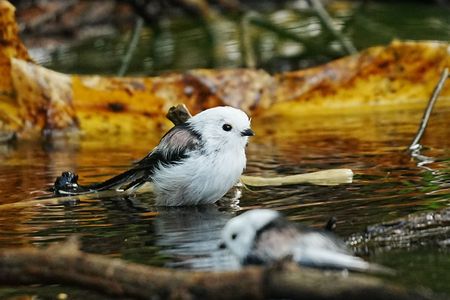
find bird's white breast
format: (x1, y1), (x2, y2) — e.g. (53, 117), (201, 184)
(152, 146), (246, 206)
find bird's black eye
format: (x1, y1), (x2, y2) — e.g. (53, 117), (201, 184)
(222, 124), (232, 131)
(231, 233), (238, 240)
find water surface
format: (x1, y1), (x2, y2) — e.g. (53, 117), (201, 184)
(1, 105), (449, 298)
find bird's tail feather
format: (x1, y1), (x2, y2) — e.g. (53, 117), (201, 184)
(88, 168), (146, 191)
(299, 250), (394, 275)
(53, 168), (148, 196)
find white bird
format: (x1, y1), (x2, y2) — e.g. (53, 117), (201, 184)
(220, 209), (392, 273)
(54, 106), (254, 206)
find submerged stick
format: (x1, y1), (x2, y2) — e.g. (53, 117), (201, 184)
(0, 239), (433, 300)
(0, 184), (154, 211)
(408, 68), (449, 151)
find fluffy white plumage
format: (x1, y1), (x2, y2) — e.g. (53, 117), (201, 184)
(152, 106), (253, 206)
(53, 106), (253, 206)
(220, 209), (392, 273)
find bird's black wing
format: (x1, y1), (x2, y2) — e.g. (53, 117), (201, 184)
(134, 123), (202, 168)
(53, 123), (202, 194)
(244, 217), (349, 265)
(244, 217), (299, 265)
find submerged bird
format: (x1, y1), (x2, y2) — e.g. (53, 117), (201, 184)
(54, 106), (254, 206)
(220, 209), (392, 273)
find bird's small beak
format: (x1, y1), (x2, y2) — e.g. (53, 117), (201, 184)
(218, 241), (227, 249)
(241, 128), (255, 137)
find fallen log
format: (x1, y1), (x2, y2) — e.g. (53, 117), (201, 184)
(0, 238), (436, 300)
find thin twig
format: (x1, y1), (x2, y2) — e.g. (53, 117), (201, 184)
(307, 0), (357, 55)
(117, 17), (144, 76)
(408, 68), (449, 151)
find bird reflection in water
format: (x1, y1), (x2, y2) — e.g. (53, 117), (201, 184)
(153, 189), (242, 270)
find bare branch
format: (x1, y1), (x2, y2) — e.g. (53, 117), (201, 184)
(408, 68), (449, 151)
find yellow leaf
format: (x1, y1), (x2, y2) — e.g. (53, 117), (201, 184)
(0, 0), (32, 133)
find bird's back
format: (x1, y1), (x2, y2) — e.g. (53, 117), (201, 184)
(249, 220), (372, 272)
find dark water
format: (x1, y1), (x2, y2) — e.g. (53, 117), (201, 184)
(29, 2), (450, 75)
(1, 105), (450, 298)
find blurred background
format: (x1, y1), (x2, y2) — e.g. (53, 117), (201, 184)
(10, 0), (450, 76)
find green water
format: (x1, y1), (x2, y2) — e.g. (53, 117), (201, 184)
(30, 2), (450, 75)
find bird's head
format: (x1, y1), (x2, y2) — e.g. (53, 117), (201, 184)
(219, 209), (280, 261)
(188, 106), (254, 150)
